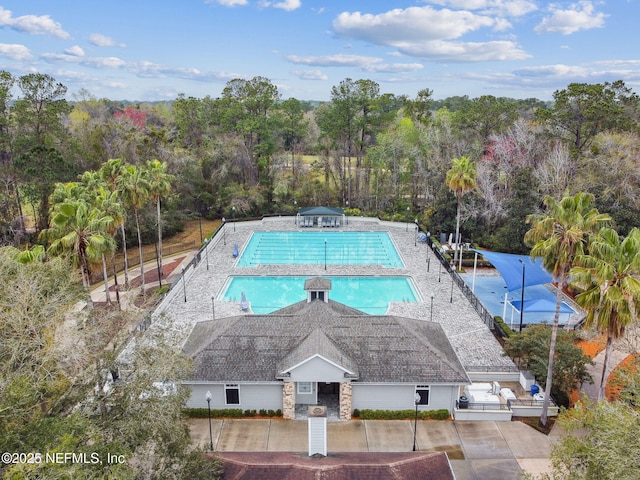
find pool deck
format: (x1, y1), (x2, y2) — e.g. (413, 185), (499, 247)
(119, 216), (514, 371)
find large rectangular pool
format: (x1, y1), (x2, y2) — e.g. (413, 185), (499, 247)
(236, 231), (404, 268)
(220, 276), (419, 314)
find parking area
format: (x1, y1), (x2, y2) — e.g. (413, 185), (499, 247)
(189, 418), (555, 480)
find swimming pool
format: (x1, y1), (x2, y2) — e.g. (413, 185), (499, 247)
(460, 273), (575, 327)
(220, 276), (419, 314)
(236, 231), (404, 268)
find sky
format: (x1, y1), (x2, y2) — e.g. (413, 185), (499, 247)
(1, 1), (639, 102)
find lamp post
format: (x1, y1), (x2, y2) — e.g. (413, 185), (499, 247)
(345, 200), (349, 225)
(430, 294), (434, 322)
(211, 295), (215, 320)
(205, 391), (213, 451)
(438, 261), (442, 282)
(450, 270), (454, 303)
(413, 392), (421, 451)
(294, 200), (297, 225)
(414, 219), (418, 246)
(182, 266), (187, 302)
(406, 206), (410, 231)
(205, 238), (209, 270)
(324, 238), (327, 271)
(232, 206), (236, 232)
(222, 217), (226, 245)
(518, 259), (525, 332)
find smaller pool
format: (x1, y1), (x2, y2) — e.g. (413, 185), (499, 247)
(460, 274), (575, 327)
(220, 276), (419, 315)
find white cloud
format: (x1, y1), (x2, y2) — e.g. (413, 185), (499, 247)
(427, 1), (537, 17)
(42, 52), (129, 68)
(205, 0), (248, 6)
(291, 69), (329, 80)
(332, 6), (530, 62)
(0, 7), (69, 39)
(333, 7), (496, 44)
(514, 63), (590, 78)
(287, 53), (383, 68)
(396, 39), (530, 62)
(268, 0), (302, 11)
(534, 1), (607, 35)
(0, 42), (32, 61)
(89, 33), (126, 47)
(287, 53), (424, 73)
(65, 45), (85, 57)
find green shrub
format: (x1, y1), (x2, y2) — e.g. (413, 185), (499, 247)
(493, 316), (515, 338)
(357, 409), (450, 420)
(182, 408), (244, 418)
(352, 409), (360, 418)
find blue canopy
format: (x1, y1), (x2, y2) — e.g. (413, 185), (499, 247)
(511, 298), (574, 314)
(472, 250), (553, 292)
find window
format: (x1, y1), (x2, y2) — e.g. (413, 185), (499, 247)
(225, 384), (240, 405)
(298, 382), (312, 394)
(415, 385), (430, 405)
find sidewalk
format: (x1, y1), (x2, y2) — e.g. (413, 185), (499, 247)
(89, 250), (197, 306)
(189, 418), (553, 480)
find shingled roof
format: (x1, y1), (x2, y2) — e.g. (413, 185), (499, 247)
(183, 299), (469, 385)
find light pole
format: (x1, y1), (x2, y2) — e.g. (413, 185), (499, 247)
(205, 391), (213, 451)
(450, 271), (454, 303)
(438, 261), (442, 282)
(345, 200), (349, 225)
(414, 219), (418, 246)
(294, 200), (297, 225)
(430, 294), (434, 321)
(205, 238), (209, 270)
(406, 206), (410, 231)
(211, 295), (215, 320)
(232, 206), (236, 232)
(182, 266), (187, 302)
(324, 238), (327, 271)
(518, 259), (526, 333)
(222, 217), (226, 245)
(413, 392), (421, 451)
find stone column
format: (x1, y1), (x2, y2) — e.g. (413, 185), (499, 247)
(339, 382), (352, 421)
(282, 381), (295, 420)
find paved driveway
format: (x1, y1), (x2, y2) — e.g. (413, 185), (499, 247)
(189, 418), (553, 479)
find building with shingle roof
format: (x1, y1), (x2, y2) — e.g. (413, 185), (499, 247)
(183, 277), (469, 420)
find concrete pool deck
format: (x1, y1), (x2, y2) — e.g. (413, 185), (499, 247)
(118, 216), (514, 371)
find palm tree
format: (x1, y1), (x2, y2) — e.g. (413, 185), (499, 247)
(570, 227), (640, 400)
(119, 164), (150, 293)
(145, 159), (173, 281)
(446, 156), (476, 267)
(525, 192), (611, 425)
(40, 199), (114, 291)
(99, 158), (131, 287)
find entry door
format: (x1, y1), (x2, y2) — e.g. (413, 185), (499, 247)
(318, 382), (339, 394)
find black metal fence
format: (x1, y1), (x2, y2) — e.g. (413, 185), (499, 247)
(431, 245), (496, 331)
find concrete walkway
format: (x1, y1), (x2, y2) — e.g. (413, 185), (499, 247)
(189, 418), (554, 480)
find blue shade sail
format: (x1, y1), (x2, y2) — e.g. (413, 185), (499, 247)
(472, 249), (553, 292)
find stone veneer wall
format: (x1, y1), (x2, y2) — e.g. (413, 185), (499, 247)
(283, 382), (295, 420)
(339, 382), (352, 420)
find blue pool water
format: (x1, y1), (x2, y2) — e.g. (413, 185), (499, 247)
(236, 231), (404, 268)
(460, 273), (575, 327)
(221, 276), (418, 314)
